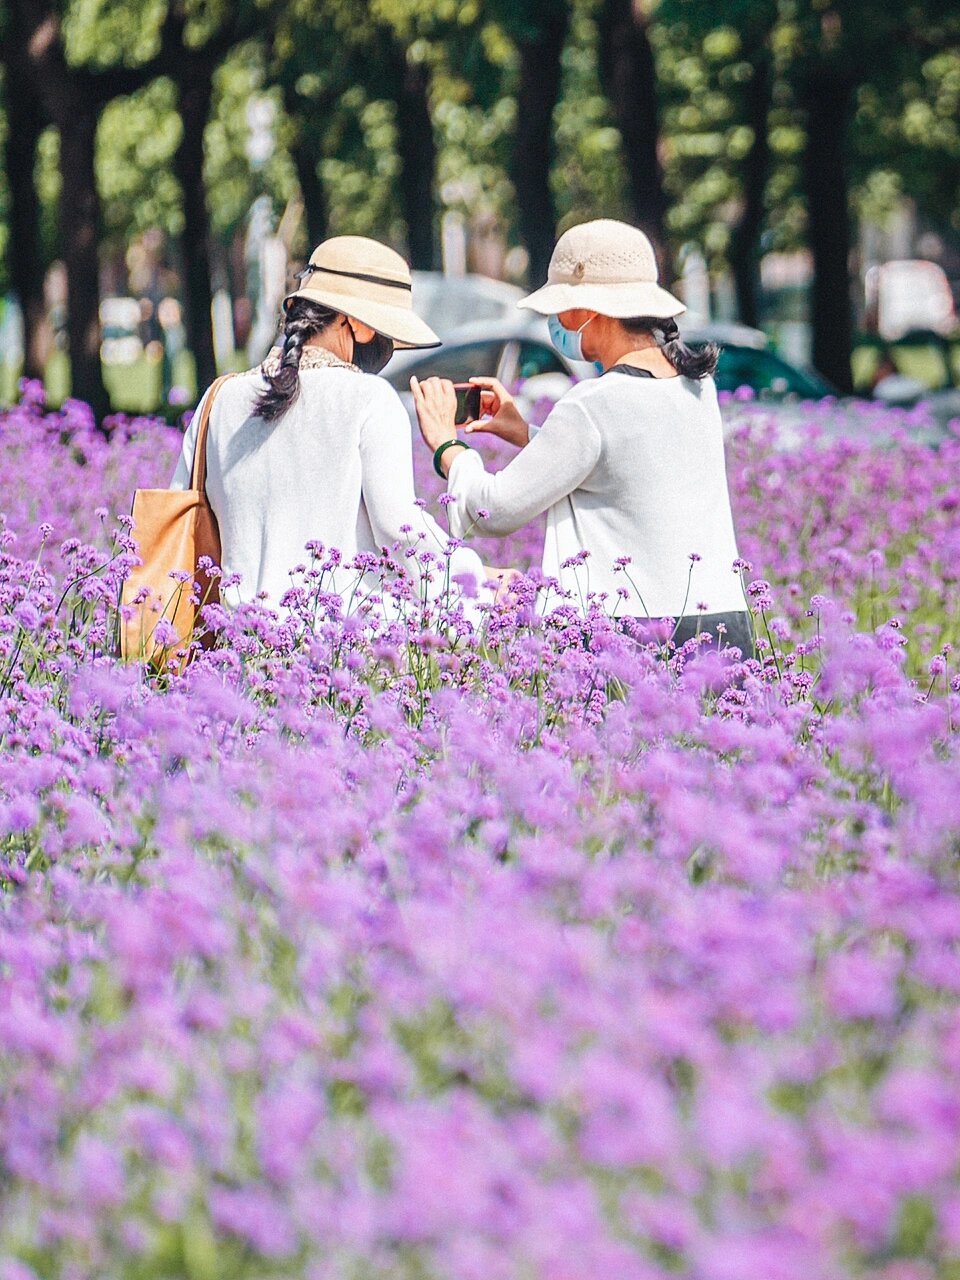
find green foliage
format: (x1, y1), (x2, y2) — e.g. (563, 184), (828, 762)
(895, 1194), (936, 1258)
(62, 0), (169, 67)
(883, 50), (960, 232)
(2, 0), (959, 330)
(553, 0), (630, 231)
(320, 96), (405, 243)
(204, 49), (300, 242)
(0, 84), (8, 294)
(97, 79), (183, 243)
(35, 128), (63, 267)
(434, 91), (516, 237)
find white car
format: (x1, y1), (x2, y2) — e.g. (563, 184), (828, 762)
(410, 272), (525, 339)
(386, 314), (595, 423)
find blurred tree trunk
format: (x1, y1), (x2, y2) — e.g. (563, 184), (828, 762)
(59, 104), (109, 414)
(3, 71), (47, 380)
(284, 83), (331, 250)
(801, 71), (855, 394)
(173, 65), (218, 395)
(597, 0), (671, 284)
(5, 0), (176, 418)
(393, 55), (437, 270)
(512, 5), (570, 286)
(729, 49), (772, 329)
(166, 7), (272, 394)
(6, 0), (263, 414)
(291, 140), (329, 250)
(6, 0), (111, 416)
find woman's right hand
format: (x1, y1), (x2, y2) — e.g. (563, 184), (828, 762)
(463, 376), (529, 449)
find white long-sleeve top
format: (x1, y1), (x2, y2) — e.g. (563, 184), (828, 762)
(171, 366), (483, 610)
(446, 370), (746, 617)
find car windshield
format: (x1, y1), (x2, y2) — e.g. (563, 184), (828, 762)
(411, 279), (519, 337)
(715, 346), (833, 399)
(386, 341), (504, 390)
(516, 341), (567, 380)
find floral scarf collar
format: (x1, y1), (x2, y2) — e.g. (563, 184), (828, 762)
(260, 345), (360, 376)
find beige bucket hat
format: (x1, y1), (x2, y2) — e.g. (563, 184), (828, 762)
(283, 235), (440, 349)
(518, 219), (685, 320)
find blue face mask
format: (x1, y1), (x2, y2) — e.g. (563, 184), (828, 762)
(548, 314), (604, 373)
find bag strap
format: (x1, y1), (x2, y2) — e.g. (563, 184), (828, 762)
(189, 373), (236, 493)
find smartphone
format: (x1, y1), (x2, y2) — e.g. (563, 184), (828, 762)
(453, 383), (482, 425)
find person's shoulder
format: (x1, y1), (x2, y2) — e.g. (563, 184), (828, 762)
(556, 372), (666, 412)
(347, 372), (410, 431)
(202, 368), (261, 415)
(363, 371), (405, 401)
(674, 373), (719, 410)
(585, 369), (719, 402)
(353, 371), (408, 416)
(561, 376), (610, 404)
(539, 380), (605, 449)
(298, 367), (401, 403)
(544, 377), (611, 419)
(548, 374), (626, 426)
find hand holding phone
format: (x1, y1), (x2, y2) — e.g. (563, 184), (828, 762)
(453, 383), (482, 425)
(460, 377), (529, 449)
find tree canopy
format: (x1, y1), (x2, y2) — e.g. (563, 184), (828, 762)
(0, 0), (958, 408)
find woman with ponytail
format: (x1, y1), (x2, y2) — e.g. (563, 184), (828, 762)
(171, 236), (485, 611)
(413, 219), (752, 655)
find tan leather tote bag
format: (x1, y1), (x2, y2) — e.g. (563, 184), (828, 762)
(120, 374), (234, 669)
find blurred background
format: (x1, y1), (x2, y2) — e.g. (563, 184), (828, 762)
(0, 0), (958, 422)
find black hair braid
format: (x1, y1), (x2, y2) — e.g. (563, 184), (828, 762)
(255, 299), (339, 422)
(621, 315), (719, 380)
(654, 317), (719, 380)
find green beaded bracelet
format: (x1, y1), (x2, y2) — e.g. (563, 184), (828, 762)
(433, 438), (471, 478)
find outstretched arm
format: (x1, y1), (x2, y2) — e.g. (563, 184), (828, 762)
(359, 381), (486, 588)
(445, 393), (603, 539)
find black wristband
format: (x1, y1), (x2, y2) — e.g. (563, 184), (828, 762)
(433, 439), (471, 478)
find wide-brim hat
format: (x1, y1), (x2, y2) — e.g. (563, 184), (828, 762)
(283, 235), (440, 349)
(518, 219), (685, 320)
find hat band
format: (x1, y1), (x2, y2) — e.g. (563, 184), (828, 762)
(550, 274), (658, 286)
(298, 265), (412, 292)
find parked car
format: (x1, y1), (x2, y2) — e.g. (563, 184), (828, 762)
(386, 314), (593, 423)
(386, 316), (955, 446)
(690, 322), (835, 400)
(410, 272), (524, 340)
(386, 316), (828, 426)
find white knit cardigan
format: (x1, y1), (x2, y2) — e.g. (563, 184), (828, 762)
(171, 362), (484, 611)
(446, 371), (746, 617)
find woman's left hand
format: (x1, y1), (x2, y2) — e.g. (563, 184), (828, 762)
(411, 376), (457, 452)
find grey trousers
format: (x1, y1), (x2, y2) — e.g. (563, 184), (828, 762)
(620, 610), (755, 658)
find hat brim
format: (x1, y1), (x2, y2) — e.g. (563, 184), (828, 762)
(518, 280), (686, 320)
(283, 286), (441, 349)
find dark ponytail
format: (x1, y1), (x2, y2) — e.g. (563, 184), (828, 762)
(622, 316), (719, 380)
(255, 298), (339, 422)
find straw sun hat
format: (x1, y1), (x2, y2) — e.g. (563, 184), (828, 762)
(283, 235), (440, 349)
(519, 219), (685, 320)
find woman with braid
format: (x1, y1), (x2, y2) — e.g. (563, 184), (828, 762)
(171, 236), (485, 610)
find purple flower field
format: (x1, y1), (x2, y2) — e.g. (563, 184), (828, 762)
(1, 384), (960, 1280)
